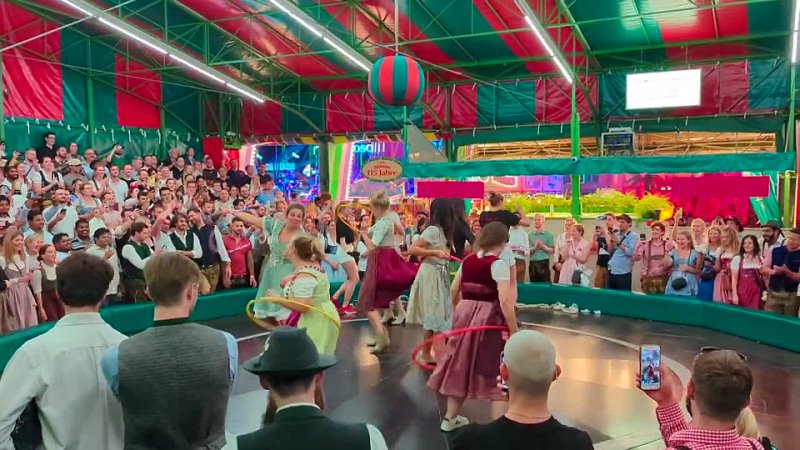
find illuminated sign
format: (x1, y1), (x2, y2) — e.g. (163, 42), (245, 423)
(362, 158), (402, 182)
(626, 69), (702, 110)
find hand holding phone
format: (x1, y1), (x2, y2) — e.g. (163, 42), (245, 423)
(639, 345), (662, 391)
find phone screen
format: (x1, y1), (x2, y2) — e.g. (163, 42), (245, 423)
(640, 345), (662, 391)
(500, 352), (509, 392)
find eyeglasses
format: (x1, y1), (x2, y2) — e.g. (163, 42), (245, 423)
(699, 346), (748, 362)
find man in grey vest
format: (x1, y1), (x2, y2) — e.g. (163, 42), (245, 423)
(101, 253), (238, 450)
(237, 328), (387, 450)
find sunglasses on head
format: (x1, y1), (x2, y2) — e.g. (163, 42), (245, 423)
(699, 346), (748, 362)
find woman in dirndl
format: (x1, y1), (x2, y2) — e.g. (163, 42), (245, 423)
(713, 226), (739, 304)
(664, 231), (701, 296)
(32, 245), (63, 322)
(357, 191), (418, 354)
(407, 198), (456, 365)
(635, 221), (674, 294)
(233, 204), (307, 327)
(427, 222), (518, 432)
(731, 235), (766, 310)
(0, 232), (41, 332)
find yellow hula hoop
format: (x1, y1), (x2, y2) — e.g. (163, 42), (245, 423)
(246, 297), (342, 331)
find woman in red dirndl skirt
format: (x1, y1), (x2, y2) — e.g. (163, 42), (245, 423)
(427, 222), (519, 432)
(731, 236), (766, 310)
(357, 191), (418, 354)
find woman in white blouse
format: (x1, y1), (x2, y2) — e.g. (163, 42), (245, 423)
(0, 231), (40, 331)
(33, 244), (63, 322)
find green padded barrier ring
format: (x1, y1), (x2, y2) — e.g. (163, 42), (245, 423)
(2, 283), (799, 371)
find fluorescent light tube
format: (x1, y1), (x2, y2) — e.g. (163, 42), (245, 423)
(58, 0), (94, 17)
(792, 0), (800, 63)
(170, 54), (224, 84)
(98, 18), (167, 55)
(269, 0), (322, 37)
(323, 37), (370, 72)
(226, 83), (266, 103)
(516, 1), (572, 84)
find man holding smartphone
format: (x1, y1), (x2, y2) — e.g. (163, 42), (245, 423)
(607, 214), (638, 291)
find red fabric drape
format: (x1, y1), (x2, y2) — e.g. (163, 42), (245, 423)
(115, 55), (162, 128)
(0, 1), (63, 120)
(202, 137), (224, 168)
(240, 101), (282, 136)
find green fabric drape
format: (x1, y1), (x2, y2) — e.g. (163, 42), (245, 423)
(403, 152), (797, 178)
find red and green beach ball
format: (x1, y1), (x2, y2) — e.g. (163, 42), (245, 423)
(368, 55), (425, 106)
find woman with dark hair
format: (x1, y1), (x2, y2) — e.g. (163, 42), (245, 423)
(407, 198), (456, 364)
(32, 244), (62, 322)
(449, 198), (475, 259)
(731, 235), (765, 310)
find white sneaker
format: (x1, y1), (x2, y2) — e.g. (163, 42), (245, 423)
(580, 309), (590, 314)
(563, 304), (579, 315)
(593, 310), (602, 316)
(440, 415), (469, 432)
(552, 302), (565, 311)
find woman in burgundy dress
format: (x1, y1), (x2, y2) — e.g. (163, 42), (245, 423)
(731, 235), (766, 310)
(427, 222), (519, 433)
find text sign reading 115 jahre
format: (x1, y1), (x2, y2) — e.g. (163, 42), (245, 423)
(362, 158), (402, 182)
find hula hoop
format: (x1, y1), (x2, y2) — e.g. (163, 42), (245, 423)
(246, 297), (341, 331)
(411, 325), (509, 371)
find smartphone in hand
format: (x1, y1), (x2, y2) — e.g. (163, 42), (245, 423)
(639, 345), (662, 391)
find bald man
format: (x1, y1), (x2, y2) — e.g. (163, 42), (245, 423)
(451, 330), (593, 450)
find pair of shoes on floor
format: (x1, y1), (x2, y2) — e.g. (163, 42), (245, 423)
(551, 302), (566, 311)
(562, 303), (580, 315)
(440, 416), (469, 432)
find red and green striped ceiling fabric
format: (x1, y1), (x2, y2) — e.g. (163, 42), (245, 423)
(0, 0), (794, 145)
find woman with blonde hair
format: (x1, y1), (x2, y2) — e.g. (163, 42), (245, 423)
(275, 234), (340, 355)
(357, 191), (418, 354)
(664, 230), (702, 296)
(557, 223), (590, 286)
(0, 231), (41, 330)
(713, 226), (740, 304)
(697, 224), (722, 301)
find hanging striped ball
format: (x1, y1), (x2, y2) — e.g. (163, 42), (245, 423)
(368, 56), (425, 107)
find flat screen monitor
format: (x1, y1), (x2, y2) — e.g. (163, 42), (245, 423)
(626, 69), (702, 110)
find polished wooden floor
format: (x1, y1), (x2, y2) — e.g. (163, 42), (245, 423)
(215, 310), (800, 450)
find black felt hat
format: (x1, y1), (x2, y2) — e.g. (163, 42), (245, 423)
(243, 327), (336, 377)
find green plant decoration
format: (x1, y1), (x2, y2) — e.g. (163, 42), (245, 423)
(503, 190), (673, 219)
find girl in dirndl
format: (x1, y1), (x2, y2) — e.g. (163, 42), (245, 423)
(635, 221), (674, 294)
(713, 226), (739, 304)
(731, 235), (766, 310)
(427, 222), (518, 432)
(407, 198), (456, 365)
(357, 191), (418, 354)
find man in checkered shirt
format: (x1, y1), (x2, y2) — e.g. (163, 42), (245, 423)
(639, 348), (765, 450)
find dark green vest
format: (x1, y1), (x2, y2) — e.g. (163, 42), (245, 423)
(121, 241), (151, 280)
(169, 231), (195, 252)
(237, 405), (372, 450)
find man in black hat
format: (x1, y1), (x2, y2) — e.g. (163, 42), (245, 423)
(760, 219), (785, 259)
(237, 328), (388, 450)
